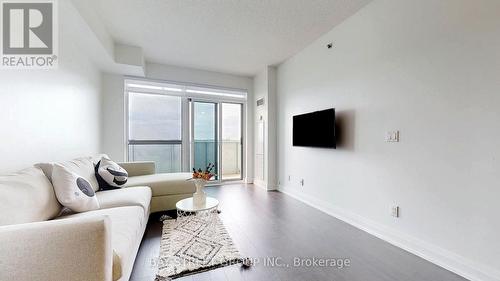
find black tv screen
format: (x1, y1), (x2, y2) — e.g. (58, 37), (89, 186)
(293, 108), (336, 148)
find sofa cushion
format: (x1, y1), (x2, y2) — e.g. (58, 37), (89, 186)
(59, 206), (147, 281)
(36, 156), (100, 191)
(96, 186), (151, 215)
(117, 161), (155, 177)
(0, 167), (61, 226)
(125, 173), (195, 196)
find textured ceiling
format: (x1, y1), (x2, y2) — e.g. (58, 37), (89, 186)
(88, 0), (371, 76)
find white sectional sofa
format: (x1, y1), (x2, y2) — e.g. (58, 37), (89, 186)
(0, 155), (195, 281)
(119, 161), (196, 212)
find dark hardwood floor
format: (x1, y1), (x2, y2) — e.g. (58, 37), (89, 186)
(130, 184), (468, 281)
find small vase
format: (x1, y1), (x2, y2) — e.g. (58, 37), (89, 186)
(193, 179), (207, 206)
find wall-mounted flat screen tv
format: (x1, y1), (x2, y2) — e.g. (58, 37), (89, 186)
(293, 108), (336, 148)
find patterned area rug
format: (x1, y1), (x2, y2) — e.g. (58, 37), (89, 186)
(155, 215), (243, 280)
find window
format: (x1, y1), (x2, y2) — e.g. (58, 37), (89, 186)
(221, 103), (242, 180)
(126, 79), (247, 181)
(128, 92), (182, 173)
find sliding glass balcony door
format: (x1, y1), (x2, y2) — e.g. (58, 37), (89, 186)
(192, 101), (219, 181)
(190, 100), (243, 183)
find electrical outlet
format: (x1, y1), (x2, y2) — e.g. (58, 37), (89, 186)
(391, 206), (400, 218)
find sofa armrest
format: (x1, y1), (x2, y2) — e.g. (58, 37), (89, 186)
(118, 161), (156, 177)
(0, 216), (113, 281)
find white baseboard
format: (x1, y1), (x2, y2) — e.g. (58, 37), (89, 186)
(253, 180), (278, 191)
(253, 179), (266, 190)
(278, 185), (500, 281)
(244, 177), (254, 184)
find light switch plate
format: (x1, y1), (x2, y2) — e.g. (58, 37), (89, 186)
(392, 206), (400, 217)
(385, 131), (400, 142)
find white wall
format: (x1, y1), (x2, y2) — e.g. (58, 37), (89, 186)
(254, 70), (267, 186)
(101, 63), (255, 181)
(254, 66), (278, 189)
(277, 0), (500, 280)
(0, 1), (102, 173)
(146, 63), (253, 91)
(101, 73), (125, 161)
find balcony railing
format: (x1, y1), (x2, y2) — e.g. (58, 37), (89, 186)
(128, 140), (242, 180)
(193, 140), (242, 180)
(128, 140), (182, 173)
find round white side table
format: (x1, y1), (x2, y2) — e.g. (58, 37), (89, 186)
(175, 197), (219, 227)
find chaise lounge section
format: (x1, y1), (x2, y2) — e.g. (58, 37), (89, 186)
(119, 160), (196, 212)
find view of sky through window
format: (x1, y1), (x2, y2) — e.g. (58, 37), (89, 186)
(129, 93), (182, 140)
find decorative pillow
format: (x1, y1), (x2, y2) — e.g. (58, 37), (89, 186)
(51, 164), (99, 212)
(95, 157), (128, 191)
(35, 156), (99, 192)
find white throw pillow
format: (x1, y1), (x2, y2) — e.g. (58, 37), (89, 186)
(51, 164), (99, 212)
(96, 156), (128, 190)
(36, 156), (99, 191)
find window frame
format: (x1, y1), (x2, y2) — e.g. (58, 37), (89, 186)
(124, 78), (247, 178)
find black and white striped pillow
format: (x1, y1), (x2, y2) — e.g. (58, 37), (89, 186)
(95, 157), (128, 191)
